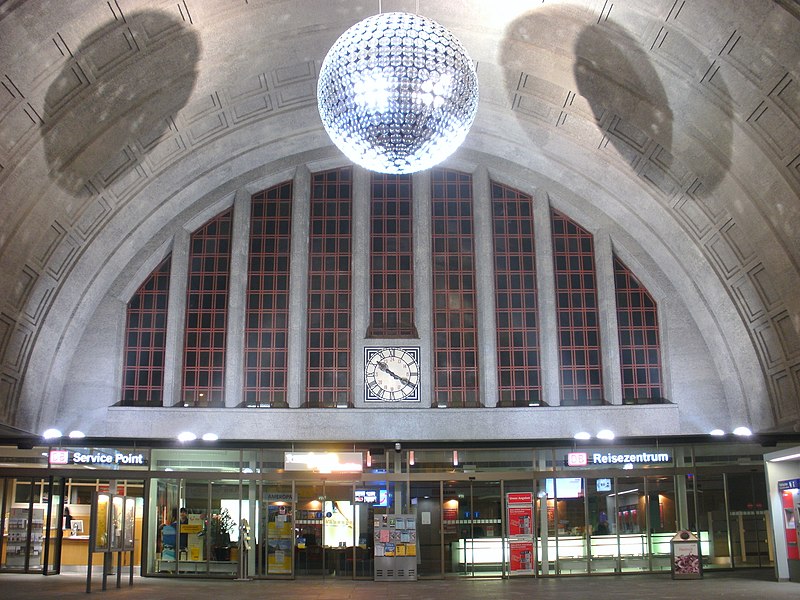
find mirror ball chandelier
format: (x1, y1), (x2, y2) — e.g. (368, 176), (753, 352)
(317, 12), (479, 174)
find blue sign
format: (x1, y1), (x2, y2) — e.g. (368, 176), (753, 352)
(778, 479), (800, 491)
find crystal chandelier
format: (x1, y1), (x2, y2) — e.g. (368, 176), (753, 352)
(317, 12), (479, 174)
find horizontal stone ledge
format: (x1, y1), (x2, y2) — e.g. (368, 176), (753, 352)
(104, 404), (680, 442)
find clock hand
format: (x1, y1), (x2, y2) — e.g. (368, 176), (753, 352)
(377, 361), (413, 386)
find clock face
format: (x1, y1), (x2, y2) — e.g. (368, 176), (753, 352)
(364, 347), (420, 402)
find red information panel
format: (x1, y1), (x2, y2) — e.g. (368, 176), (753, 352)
(509, 540), (535, 575)
(782, 489), (799, 560)
(507, 492), (533, 505)
(508, 506), (533, 536)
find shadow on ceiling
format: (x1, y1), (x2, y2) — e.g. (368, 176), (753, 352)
(42, 10), (200, 195)
(499, 6), (732, 200)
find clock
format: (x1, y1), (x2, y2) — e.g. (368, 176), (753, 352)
(364, 347), (420, 402)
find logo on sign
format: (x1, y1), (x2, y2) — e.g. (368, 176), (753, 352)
(567, 452), (588, 467)
(49, 449), (69, 465)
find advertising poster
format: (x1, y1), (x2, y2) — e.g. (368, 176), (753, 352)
(509, 540), (535, 575)
(506, 492), (533, 538)
(185, 514), (204, 560)
(110, 495), (125, 551)
(92, 493), (110, 552)
(443, 505), (458, 534)
(123, 496), (136, 550)
(508, 506), (533, 537)
(267, 539), (293, 574)
(671, 542), (701, 578)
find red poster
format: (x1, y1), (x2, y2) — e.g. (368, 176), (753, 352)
(781, 489), (799, 560)
(509, 541), (534, 574)
(508, 506), (533, 536)
(443, 506), (458, 534)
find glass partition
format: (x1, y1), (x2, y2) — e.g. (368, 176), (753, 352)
(727, 472), (772, 568)
(411, 481), (442, 577)
(615, 475), (645, 573)
(647, 474), (678, 571)
(586, 476), (617, 573)
(553, 477), (588, 575)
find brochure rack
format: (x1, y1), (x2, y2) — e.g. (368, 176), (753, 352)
(4, 508), (44, 569)
(374, 514), (416, 581)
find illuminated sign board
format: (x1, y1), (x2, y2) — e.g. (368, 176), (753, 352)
(567, 452), (588, 467)
(355, 489), (389, 506)
(284, 451), (363, 473)
(49, 448), (147, 467)
(566, 451), (671, 467)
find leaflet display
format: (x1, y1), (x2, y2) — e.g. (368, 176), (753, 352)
(374, 514), (417, 581)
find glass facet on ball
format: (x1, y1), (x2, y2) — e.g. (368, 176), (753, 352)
(317, 12), (479, 174)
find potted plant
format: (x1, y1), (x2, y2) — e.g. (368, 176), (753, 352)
(200, 508), (236, 561)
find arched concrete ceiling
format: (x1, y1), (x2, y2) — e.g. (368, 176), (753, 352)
(0, 0), (798, 435)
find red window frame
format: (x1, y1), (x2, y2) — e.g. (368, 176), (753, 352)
(551, 209), (604, 405)
(614, 256), (664, 403)
(492, 182), (543, 406)
(305, 168), (353, 408)
(181, 210), (232, 407)
(431, 169), (480, 408)
(368, 173), (416, 338)
(244, 182), (293, 407)
(121, 256), (170, 406)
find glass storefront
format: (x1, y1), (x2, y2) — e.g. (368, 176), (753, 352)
(0, 440), (792, 579)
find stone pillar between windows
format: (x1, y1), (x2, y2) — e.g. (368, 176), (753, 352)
(162, 228), (190, 407)
(224, 188), (252, 408)
(472, 165), (498, 408)
(534, 193), (560, 407)
(412, 170), (433, 407)
(351, 166), (371, 408)
(286, 166), (311, 408)
(595, 231), (623, 406)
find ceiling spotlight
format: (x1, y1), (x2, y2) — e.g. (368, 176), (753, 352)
(709, 429), (725, 436)
(732, 426), (752, 436)
(574, 431), (592, 440)
(596, 429), (615, 440)
(177, 431), (197, 442)
(68, 430), (86, 439)
(201, 433), (219, 442)
(42, 428), (63, 440)
(317, 12), (479, 174)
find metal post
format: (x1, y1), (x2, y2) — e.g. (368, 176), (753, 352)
(539, 491), (549, 575)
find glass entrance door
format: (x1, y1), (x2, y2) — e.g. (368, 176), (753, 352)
(294, 480), (362, 578)
(443, 481), (502, 576)
(260, 482), (293, 577)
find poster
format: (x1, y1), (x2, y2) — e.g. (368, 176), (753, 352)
(506, 492), (533, 537)
(123, 496), (136, 550)
(110, 495), (125, 551)
(508, 506), (533, 536)
(92, 493), (110, 552)
(509, 541), (535, 574)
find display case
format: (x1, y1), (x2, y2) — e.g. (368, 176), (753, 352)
(4, 508), (44, 569)
(374, 514), (416, 581)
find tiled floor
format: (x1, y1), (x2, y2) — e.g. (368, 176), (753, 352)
(2, 569), (799, 600)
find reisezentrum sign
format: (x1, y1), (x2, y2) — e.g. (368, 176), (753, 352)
(567, 451), (671, 467)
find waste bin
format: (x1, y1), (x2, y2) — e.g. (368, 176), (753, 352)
(670, 530), (702, 579)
